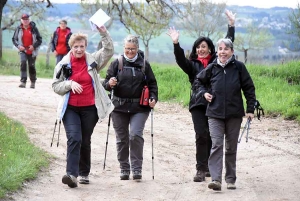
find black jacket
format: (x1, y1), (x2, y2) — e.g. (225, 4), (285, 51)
(173, 25), (235, 111)
(103, 53), (158, 113)
(196, 56), (256, 119)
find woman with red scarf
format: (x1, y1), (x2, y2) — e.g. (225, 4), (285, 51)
(167, 10), (235, 182)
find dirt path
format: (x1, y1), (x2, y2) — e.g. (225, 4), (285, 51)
(1, 75), (300, 201)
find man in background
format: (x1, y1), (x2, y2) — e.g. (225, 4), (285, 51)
(51, 19), (72, 64)
(12, 13), (42, 89)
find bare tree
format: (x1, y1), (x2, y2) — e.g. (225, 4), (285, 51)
(287, 3), (300, 51)
(175, 0), (227, 41)
(123, 2), (172, 60)
(234, 23), (273, 64)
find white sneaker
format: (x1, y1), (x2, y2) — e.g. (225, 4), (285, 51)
(79, 176), (89, 184)
(227, 183), (236, 190)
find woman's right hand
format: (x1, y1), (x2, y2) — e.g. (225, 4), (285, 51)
(166, 26), (179, 44)
(109, 77), (117, 88)
(204, 92), (213, 103)
(70, 80), (83, 94)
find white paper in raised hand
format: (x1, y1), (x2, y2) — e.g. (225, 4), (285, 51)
(89, 8), (111, 31)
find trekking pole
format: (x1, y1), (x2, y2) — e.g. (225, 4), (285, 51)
(238, 117), (251, 143)
(51, 120), (61, 147)
(151, 108), (154, 180)
(50, 120), (57, 147)
(103, 88), (114, 170)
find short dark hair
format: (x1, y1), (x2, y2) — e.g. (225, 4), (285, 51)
(59, 20), (67, 24)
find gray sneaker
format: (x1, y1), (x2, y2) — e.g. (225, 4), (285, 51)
(19, 82), (26, 88)
(79, 176), (89, 184)
(62, 174), (78, 188)
(208, 180), (222, 191)
(120, 170), (130, 180)
(132, 170), (142, 180)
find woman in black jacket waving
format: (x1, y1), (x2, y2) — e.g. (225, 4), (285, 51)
(103, 35), (158, 181)
(166, 10), (235, 182)
(197, 38), (256, 191)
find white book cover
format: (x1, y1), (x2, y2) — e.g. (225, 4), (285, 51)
(89, 8), (111, 31)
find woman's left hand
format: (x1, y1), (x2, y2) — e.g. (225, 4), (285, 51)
(149, 99), (156, 108)
(97, 25), (107, 33)
(225, 10), (236, 26)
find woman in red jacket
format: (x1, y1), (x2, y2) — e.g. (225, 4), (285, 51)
(51, 20), (72, 64)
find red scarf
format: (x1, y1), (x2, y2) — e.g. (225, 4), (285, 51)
(197, 54), (212, 68)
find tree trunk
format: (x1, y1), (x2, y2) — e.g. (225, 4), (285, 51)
(0, 0), (8, 59)
(46, 40), (51, 68)
(145, 45), (149, 61)
(244, 49), (248, 64)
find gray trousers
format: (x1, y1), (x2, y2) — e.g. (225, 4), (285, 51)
(111, 111), (149, 172)
(208, 117), (242, 184)
(20, 52), (37, 83)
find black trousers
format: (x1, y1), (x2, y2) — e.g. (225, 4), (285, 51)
(62, 105), (98, 177)
(190, 106), (212, 171)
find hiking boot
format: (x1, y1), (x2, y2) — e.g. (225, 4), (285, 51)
(62, 174), (78, 188)
(19, 82), (26, 88)
(79, 176), (89, 184)
(132, 170), (142, 180)
(193, 170), (205, 182)
(208, 180), (222, 191)
(120, 170), (130, 180)
(227, 183), (236, 190)
(205, 171), (211, 177)
(30, 82), (35, 89)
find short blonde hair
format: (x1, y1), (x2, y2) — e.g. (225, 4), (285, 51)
(68, 33), (88, 48)
(123, 35), (139, 48)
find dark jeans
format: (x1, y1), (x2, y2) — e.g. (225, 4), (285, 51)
(190, 106), (212, 171)
(56, 54), (66, 64)
(62, 105), (99, 177)
(20, 52), (36, 83)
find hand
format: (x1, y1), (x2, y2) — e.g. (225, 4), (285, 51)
(204, 92), (213, 103)
(28, 45), (34, 51)
(97, 25), (107, 33)
(149, 98), (156, 108)
(166, 26), (179, 44)
(54, 50), (58, 56)
(70, 80), (83, 94)
(225, 10), (236, 26)
(108, 77), (117, 88)
(246, 113), (254, 121)
(18, 46), (25, 51)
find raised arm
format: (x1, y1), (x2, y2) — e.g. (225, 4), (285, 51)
(92, 25), (114, 72)
(225, 10), (236, 42)
(167, 26), (195, 76)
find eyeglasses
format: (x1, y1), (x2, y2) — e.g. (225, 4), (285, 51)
(124, 47), (137, 52)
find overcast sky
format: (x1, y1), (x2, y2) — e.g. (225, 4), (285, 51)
(50, 0), (298, 9)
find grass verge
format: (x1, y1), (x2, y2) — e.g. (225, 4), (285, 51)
(0, 112), (50, 199)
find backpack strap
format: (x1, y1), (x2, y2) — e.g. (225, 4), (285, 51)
(118, 55), (123, 71)
(118, 55), (146, 74)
